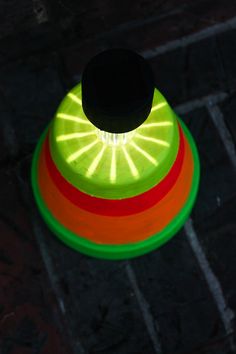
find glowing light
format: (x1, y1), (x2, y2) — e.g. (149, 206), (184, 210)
(67, 93), (82, 106)
(130, 141), (158, 166)
(57, 131), (96, 141)
(86, 145), (106, 177)
(140, 121), (173, 128)
(122, 147), (139, 178)
(110, 148), (116, 183)
(67, 140), (99, 163)
(113, 134), (118, 145)
(57, 113), (90, 125)
(151, 102), (167, 112)
(135, 133), (170, 147)
(97, 129), (135, 145)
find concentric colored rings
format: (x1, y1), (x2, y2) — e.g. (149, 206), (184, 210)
(31, 118), (200, 259)
(45, 123), (185, 216)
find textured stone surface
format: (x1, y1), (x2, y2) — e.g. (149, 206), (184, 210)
(131, 231), (225, 354)
(1, 2), (236, 354)
(0, 56), (65, 151)
(220, 92), (236, 144)
(0, 23), (62, 67)
(149, 36), (227, 106)
(47, 0), (236, 45)
(0, 170), (71, 354)
(0, 0), (37, 39)
(31, 218), (154, 353)
(62, 26), (236, 105)
(0, 54), (70, 354)
(57, 260), (154, 353)
(216, 29), (236, 92)
(14, 151), (154, 353)
(195, 196), (236, 323)
(181, 108), (236, 224)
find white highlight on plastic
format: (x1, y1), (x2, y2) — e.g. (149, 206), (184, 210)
(86, 145), (106, 177)
(67, 93), (82, 106)
(97, 129), (135, 145)
(130, 141), (158, 165)
(57, 131), (96, 141)
(140, 121), (173, 128)
(151, 102), (167, 112)
(67, 140), (99, 163)
(57, 113), (90, 125)
(110, 148), (117, 183)
(135, 133), (170, 147)
(122, 147), (139, 178)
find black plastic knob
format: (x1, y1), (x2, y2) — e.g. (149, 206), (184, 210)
(82, 49), (155, 133)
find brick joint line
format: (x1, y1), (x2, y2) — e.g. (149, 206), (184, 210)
(184, 219), (235, 345)
(175, 92), (228, 115)
(16, 13), (236, 353)
(125, 262), (163, 354)
(141, 16), (236, 58)
(207, 102), (236, 171)
(31, 216), (86, 354)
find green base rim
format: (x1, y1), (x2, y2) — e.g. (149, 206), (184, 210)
(31, 118), (200, 260)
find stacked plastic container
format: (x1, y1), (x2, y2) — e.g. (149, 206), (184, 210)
(32, 50), (200, 259)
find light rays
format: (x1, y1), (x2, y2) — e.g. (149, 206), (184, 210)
(140, 121), (173, 128)
(67, 93), (82, 106)
(67, 139), (99, 163)
(122, 146), (139, 178)
(86, 145), (106, 177)
(56, 95), (173, 179)
(130, 141), (158, 166)
(57, 131), (96, 141)
(135, 133), (170, 147)
(151, 102), (167, 112)
(110, 147), (117, 183)
(57, 113), (91, 125)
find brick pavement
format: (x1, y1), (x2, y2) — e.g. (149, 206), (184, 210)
(1, 2), (236, 354)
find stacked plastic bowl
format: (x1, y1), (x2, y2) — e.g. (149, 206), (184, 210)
(31, 50), (200, 260)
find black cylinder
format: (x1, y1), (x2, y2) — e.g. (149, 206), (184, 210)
(82, 49), (155, 133)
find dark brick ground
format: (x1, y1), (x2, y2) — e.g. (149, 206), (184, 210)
(221, 93), (236, 144)
(181, 108), (236, 224)
(1, 2), (236, 354)
(0, 170), (71, 354)
(131, 232), (225, 354)
(149, 30), (236, 107)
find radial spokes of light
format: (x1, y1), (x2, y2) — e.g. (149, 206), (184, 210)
(55, 93), (172, 183)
